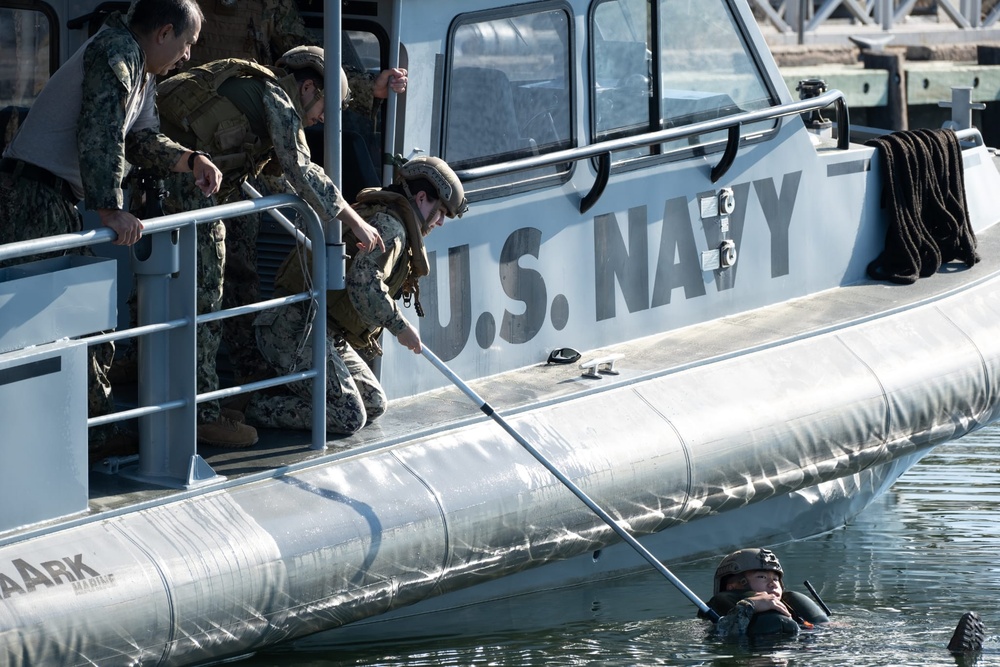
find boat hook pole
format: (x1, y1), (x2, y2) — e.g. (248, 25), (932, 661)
(420, 347), (721, 622)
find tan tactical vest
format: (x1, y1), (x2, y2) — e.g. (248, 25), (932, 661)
(273, 189), (428, 359)
(332, 189), (430, 357)
(157, 59), (289, 180)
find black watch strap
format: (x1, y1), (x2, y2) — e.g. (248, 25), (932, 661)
(187, 150), (211, 170)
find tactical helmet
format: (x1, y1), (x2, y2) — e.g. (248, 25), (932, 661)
(396, 155), (468, 218)
(276, 45), (325, 77)
(713, 548), (783, 595)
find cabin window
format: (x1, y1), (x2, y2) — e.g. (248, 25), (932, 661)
(591, 0), (654, 160)
(0, 4), (53, 109)
(590, 0), (778, 165)
(0, 3), (54, 154)
(443, 3), (573, 198)
(294, 6), (391, 198)
(656, 0), (775, 152)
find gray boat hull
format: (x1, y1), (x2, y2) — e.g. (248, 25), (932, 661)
(2, 267), (999, 665)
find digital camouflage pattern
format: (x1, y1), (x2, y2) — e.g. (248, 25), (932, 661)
(0, 174), (82, 249)
(157, 62), (351, 405)
(219, 172), (287, 382)
(158, 171), (228, 422)
(185, 0), (380, 121)
(331, 209), (411, 337)
(158, 65), (348, 231)
(0, 12), (188, 444)
(343, 67), (379, 122)
(715, 600), (756, 636)
(0, 175), (117, 445)
(273, 207), (412, 350)
(249, 300), (386, 434)
(329, 205), (414, 356)
(156, 59), (282, 187)
(78, 13), (188, 210)
(252, 205), (414, 433)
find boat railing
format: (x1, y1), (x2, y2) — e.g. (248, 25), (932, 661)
(454, 88), (850, 213)
(0, 193), (330, 491)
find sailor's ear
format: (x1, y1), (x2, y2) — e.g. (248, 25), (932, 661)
(156, 24), (175, 44)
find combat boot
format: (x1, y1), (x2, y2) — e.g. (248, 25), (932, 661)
(197, 414), (258, 448)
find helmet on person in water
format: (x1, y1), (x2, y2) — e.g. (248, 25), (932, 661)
(395, 155), (468, 218)
(713, 548), (783, 595)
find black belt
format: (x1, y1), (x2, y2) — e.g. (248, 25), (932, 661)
(0, 158), (77, 203)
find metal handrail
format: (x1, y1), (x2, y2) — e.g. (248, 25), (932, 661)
(455, 88), (849, 210)
(0, 193), (329, 487)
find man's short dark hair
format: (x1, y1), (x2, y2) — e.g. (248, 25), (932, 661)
(129, 0), (203, 37)
(291, 68), (324, 90)
(386, 178), (438, 203)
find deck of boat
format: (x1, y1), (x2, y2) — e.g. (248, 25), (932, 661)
(24, 211), (1000, 542)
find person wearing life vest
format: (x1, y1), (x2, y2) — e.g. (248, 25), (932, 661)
(699, 548), (829, 637)
(249, 155), (468, 435)
(702, 547), (990, 653)
(152, 44), (383, 448)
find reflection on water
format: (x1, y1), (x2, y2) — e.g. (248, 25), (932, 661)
(243, 426), (1000, 667)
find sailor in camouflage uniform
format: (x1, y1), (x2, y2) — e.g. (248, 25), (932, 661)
(0, 0), (222, 455)
(155, 45), (383, 447)
(179, 0), (407, 388)
(249, 156), (467, 435)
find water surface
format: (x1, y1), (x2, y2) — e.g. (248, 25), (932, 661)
(241, 425), (1000, 666)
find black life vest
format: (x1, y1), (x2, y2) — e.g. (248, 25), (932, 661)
(700, 589), (829, 636)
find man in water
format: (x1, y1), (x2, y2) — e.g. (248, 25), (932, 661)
(700, 547), (828, 637)
(703, 546), (986, 654)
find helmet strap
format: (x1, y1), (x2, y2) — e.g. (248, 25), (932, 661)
(400, 178), (431, 231)
(302, 84), (324, 114)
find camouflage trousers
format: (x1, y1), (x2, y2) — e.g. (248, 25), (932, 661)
(161, 172), (226, 423)
(248, 300), (386, 435)
(218, 172), (287, 383)
(0, 173), (116, 442)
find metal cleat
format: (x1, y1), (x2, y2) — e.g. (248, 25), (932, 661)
(579, 353), (624, 379)
(939, 86), (985, 133)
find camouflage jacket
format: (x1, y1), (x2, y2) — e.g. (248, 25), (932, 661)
(274, 192), (419, 357)
(5, 11), (188, 208)
(157, 58), (347, 218)
(81, 12), (190, 208)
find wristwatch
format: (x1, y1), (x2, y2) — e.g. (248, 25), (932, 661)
(187, 150), (211, 170)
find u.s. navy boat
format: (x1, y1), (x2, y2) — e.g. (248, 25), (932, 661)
(3, 0), (1000, 663)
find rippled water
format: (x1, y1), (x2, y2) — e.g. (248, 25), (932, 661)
(241, 426), (1000, 667)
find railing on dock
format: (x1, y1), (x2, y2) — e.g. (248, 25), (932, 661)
(0, 193), (329, 496)
(755, 0), (1000, 41)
